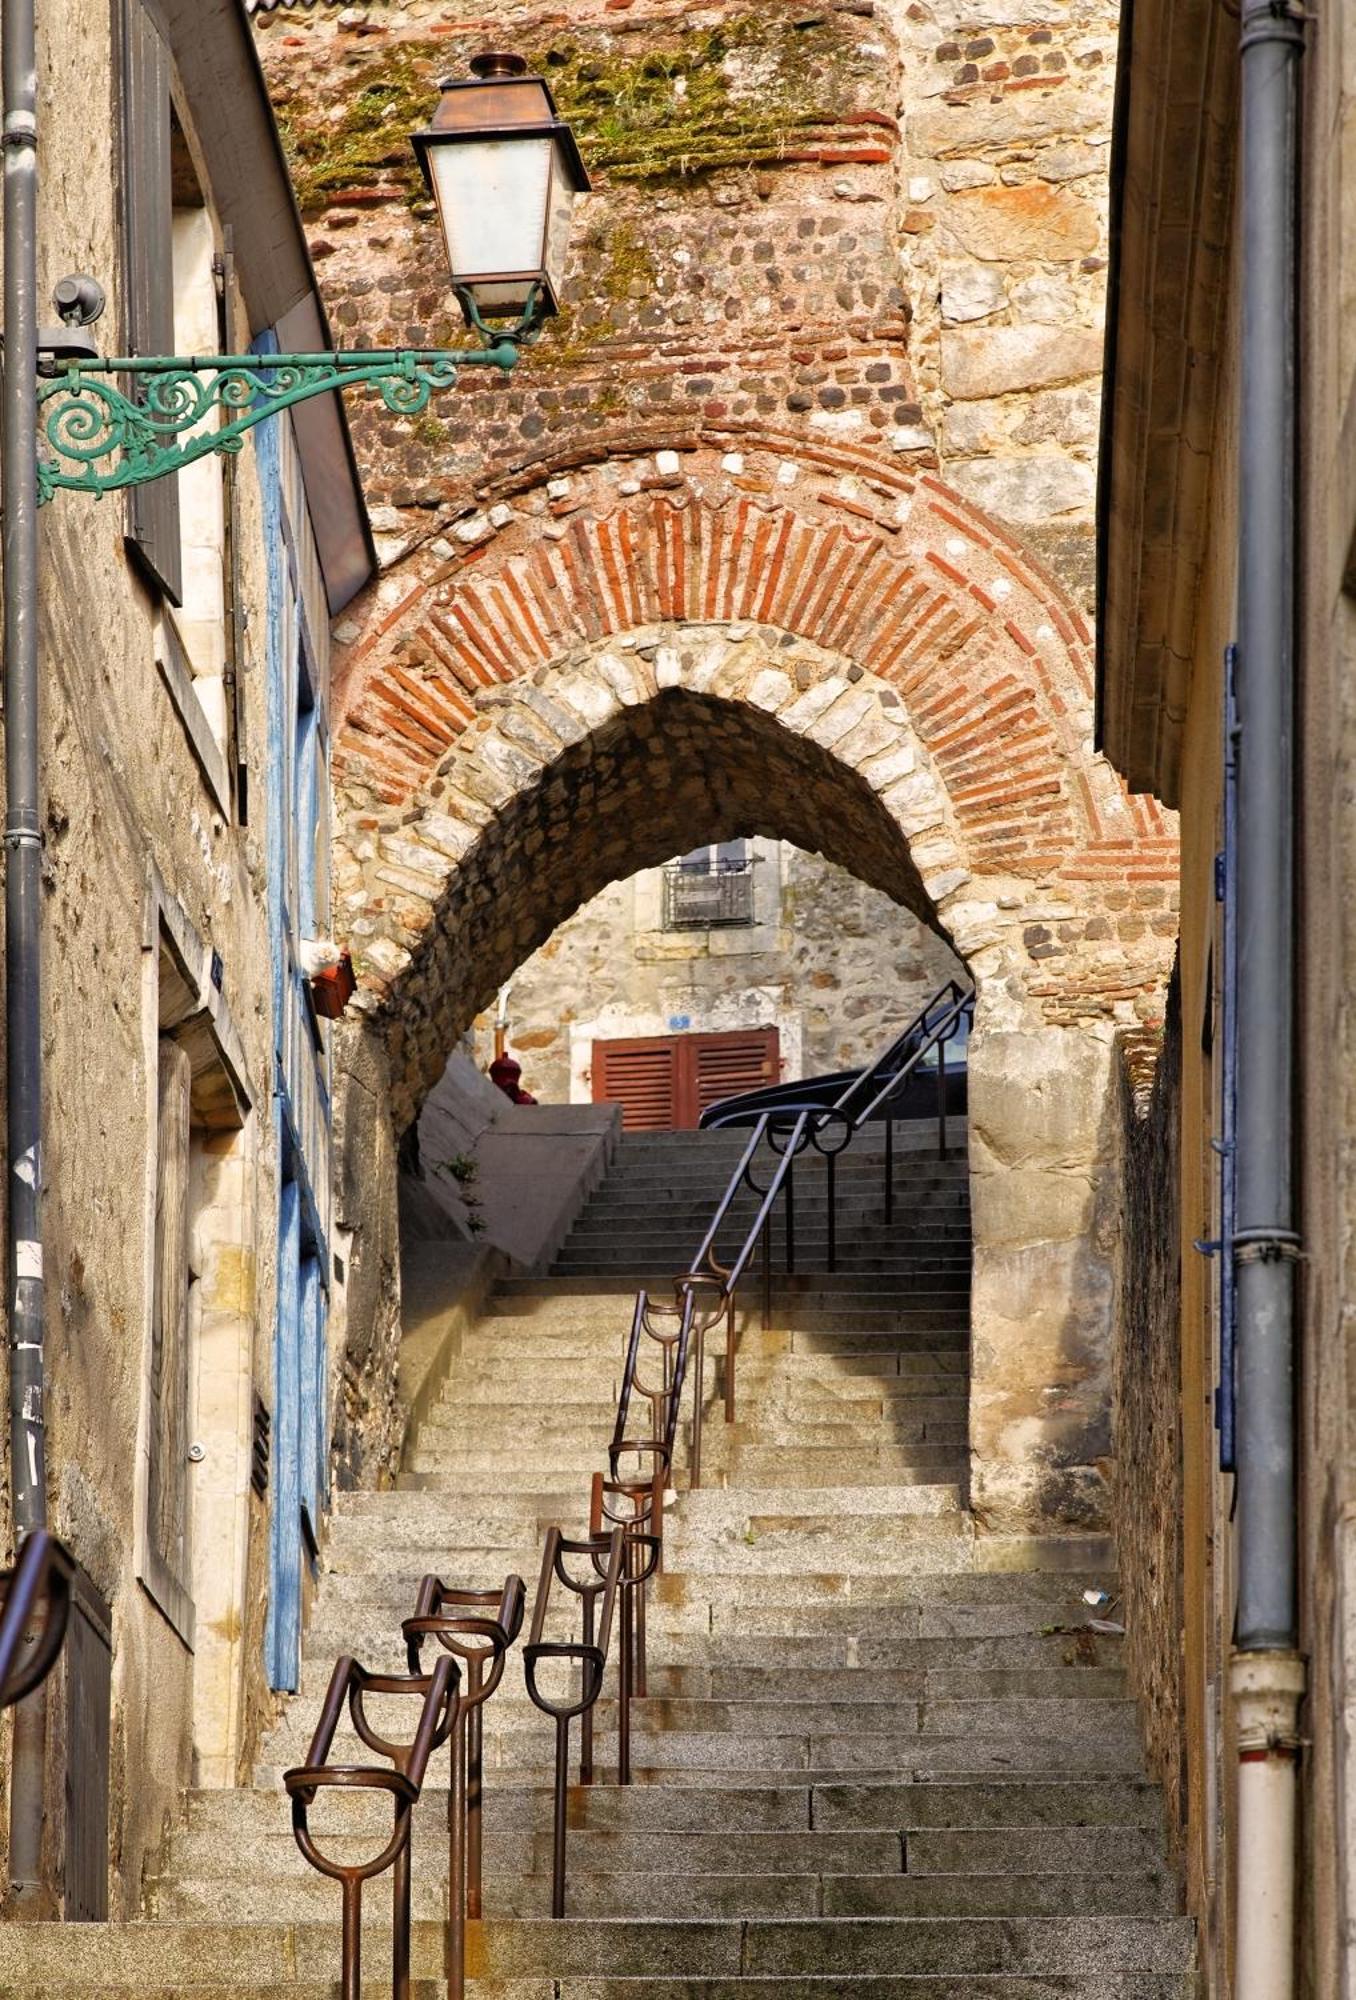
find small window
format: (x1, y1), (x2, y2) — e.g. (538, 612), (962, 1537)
(663, 840), (755, 929)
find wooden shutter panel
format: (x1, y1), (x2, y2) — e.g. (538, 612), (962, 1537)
(146, 1037), (193, 1639)
(122, 0), (183, 603)
(692, 1029), (781, 1120)
(592, 1038), (680, 1131)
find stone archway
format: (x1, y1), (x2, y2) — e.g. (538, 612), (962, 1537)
(331, 450), (1178, 1535)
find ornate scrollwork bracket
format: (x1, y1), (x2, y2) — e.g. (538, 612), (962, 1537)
(35, 341), (521, 504)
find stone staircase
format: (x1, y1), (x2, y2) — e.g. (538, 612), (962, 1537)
(0, 1123), (1193, 1994)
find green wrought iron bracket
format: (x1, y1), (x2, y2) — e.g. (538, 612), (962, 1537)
(35, 342), (519, 504)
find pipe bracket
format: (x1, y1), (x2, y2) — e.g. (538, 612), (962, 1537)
(1233, 1228), (1304, 1264)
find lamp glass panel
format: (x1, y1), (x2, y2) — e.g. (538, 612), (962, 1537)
(427, 134), (551, 308)
(542, 134), (581, 299)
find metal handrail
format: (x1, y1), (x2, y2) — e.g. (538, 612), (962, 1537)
(403, 1573), (525, 2000)
(0, 1529), (75, 1708)
(673, 979), (975, 1436)
(591, 1466), (666, 1700)
(523, 1525), (624, 1917)
(609, 1285), (701, 1486)
(530, 982), (976, 1921)
(284, 1652), (459, 2000)
(828, 978), (972, 1127)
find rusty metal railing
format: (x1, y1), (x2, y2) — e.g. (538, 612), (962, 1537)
(403, 1572), (525, 2000)
(0, 1529), (74, 1707)
(522, 1525), (624, 1916)
(284, 1652), (458, 2000)
(591, 1467), (664, 1700)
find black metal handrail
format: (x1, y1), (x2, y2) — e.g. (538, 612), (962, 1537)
(0, 1529), (75, 1708)
(403, 1573), (525, 2000)
(674, 978), (975, 1431)
(284, 1652), (459, 2000)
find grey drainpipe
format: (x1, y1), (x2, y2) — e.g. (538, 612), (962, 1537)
(1232, 0), (1306, 1991)
(2, 0), (53, 1914)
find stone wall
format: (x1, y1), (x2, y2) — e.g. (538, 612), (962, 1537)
(255, 0), (1177, 1537)
(473, 843), (965, 1105)
(1112, 970), (1186, 1867)
(254, 0), (1116, 606)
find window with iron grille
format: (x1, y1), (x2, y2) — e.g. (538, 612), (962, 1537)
(662, 841), (756, 929)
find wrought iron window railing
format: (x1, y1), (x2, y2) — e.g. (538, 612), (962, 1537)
(662, 859), (755, 930)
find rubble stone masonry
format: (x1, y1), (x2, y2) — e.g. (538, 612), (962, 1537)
(257, 0), (1179, 1532)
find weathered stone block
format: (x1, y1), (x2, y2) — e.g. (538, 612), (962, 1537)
(947, 182), (1100, 262)
(942, 325), (1105, 401)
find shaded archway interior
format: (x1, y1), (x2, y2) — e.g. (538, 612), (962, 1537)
(381, 687), (953, 1135)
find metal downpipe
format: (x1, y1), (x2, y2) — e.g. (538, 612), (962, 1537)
(2, 0), (52, 1914)
(1233, 0), (1306, 1991)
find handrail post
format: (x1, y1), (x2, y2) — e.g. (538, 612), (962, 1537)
(550, 1714), (570, 1918)
(691, 1310), (706, 1489)
(827, 1148), (838, 1274)
(579, 1589), (596, 1784)
(618, 1539), (633, 1787)
(523, 1526), (623, 1920)
(724, 1293), (737, 1425)
(937, 1034), (948, 1161)
(341, 1875), (363, 2000)
(393, 1839), (413, 2000)
(761, 1213), (772, 1332)
(885, 1112), (894, 1224)
(464, 1653), (484, 1920)
(449, 1715), (467, 2000)
(286, 1654), (457, 2000)
(401, 1572), (524, 2000)
(786, 1154), (796, 1274)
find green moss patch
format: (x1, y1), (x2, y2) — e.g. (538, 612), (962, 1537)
(271, 9), (879, 209)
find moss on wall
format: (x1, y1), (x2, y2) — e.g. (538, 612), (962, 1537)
(273, 9), (876, 211)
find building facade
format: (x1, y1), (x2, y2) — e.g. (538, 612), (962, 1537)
(474, 842), (965, 1119)
(257, 0), (1180, 1548)
(1099, 0), (1356, 1989)
(0, 0), (371, 1917)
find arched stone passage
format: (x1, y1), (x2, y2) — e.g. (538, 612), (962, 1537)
(332, 455), (1179, 1537)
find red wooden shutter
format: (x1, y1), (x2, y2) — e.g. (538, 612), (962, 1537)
(592, 1029), (781, 1130)
(592, 1037), (680, 1130)
(691, 1029), (780, 1120)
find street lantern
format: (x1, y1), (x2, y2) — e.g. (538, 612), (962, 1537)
(412, 53), (591, 330)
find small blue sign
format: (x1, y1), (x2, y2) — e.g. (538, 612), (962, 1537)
(668, 1015), (691, 1030)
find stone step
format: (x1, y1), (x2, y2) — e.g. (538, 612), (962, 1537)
(562, 1214), (972, 1240)
(470, 1915), (1195, 1981)
(164, 1817), (1159, 1889)
(264, 1682), (1139, 1767)
(559, 1209), (972, 1235)
(420, 1383), (972, 1428)
(301, 1623), (1120, 1679)
(183, 1777), (1165, 1841)
(726, 1445), (966, 1486)
(159, 1866), (1178, 1926)
(6, 1981), (1194, 1999)
(3, 1916), (1190, 1986)
(258, 1729), (1148, 1791)
(469, 1318), (971, 1351)
(433, 1351), (968, 1389)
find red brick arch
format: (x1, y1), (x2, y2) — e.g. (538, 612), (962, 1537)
(331, 446), (1181, 1539)
(337, 446), (1170, 867)
(332, 444), (1177, 1094)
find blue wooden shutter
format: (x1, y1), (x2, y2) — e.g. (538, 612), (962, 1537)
(266, 1180), (302, 1691)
